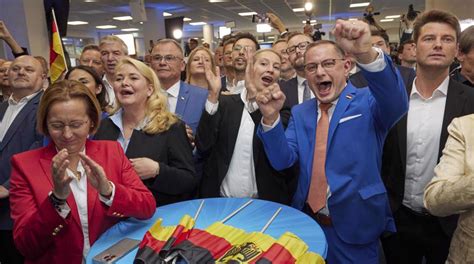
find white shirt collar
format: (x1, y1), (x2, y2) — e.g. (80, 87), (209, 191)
(8, 90), (41, 105)
(411, 76), (449, 98)
(167, 80), (181, 98)
(296, 75), (306, 86)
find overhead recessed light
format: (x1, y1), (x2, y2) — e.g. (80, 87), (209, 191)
(302, 20), (317, 24)
(163, 12), (172, 17)
(238, 12), (257, 16)
(68, 21), (88, 25)
(256, 23), (271, 33)
(96, 25), (117, 29)
(113, 16), (133, 21)
(350, 2), (370, 8)
(173, 29), (183, 39)
(121, 28), (139, 32)
(293, 8), (305, 12)
(380, 19), (394, 22)
(385, 15), (401, 19)
(183, 17), (192, 22)
(305, 2), (313, 11)
(190, 22), (207, 26)
(209, 0), (229, 2)
(84, 0), (97, 2)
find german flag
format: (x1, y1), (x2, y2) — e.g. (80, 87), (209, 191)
(251, 232), (325, 264)
(49, 8), (67, 83)
(134, 215), (195, 264)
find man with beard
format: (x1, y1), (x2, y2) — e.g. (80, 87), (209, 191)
(279, 32), (314, 107)
(272, 39), (296, 81)
(226, 32), (260, 94)
(0, 55), (46, 264)
(381, 10), (474, 263)
(99, 35), (128, 108)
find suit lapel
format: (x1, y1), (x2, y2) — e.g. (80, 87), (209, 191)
(327, 85), (356, 147)
(0, 102), (8, 121)
(0, 92), (42, 151)
(439, 80), (466, 159)
(175, 82), (189, 118)
(226, 96), (245, 169)
(398, 81), (413, 172)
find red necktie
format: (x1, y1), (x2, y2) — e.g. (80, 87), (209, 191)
(307, 103), (331, 213)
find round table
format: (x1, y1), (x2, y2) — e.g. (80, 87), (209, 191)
(86, 198), (327, 263)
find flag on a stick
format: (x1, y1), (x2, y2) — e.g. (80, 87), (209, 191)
(49, 8), (67, 83)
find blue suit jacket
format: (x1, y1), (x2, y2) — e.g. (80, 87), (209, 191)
(0, 91), (43, 229)
(258, 55), (408, 245)
(175, 81), (208, 134)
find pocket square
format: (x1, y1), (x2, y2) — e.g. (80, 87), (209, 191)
(339, 114), (362, 123)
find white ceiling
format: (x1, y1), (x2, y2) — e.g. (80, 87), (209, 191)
(68, 0), (426, 39)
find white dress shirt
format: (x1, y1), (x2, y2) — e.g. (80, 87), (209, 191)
(0, 91), (41, 142)
(297, 75), (315, 104)
(403, 76), (449, 212)
(166, 81), (180, 114)
(109, 108), (149, 152)
(205, 87), (258, 198)
(102, 75), (116, 108)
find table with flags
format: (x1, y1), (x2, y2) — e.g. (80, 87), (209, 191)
(86, 198), (328, 263)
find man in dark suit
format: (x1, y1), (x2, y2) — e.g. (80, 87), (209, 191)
(0, 55), (45, 264)
(450, 25), (474, 87)
(0, 60), (12, 102)
(196, 47), (294, 205)
(279, 33), (314, 108)
(350, 30), (416, 90)
(151, 39), (208, 135)
(381, 10), (474, 264)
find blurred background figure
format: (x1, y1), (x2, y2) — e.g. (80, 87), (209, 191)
(272, 39), (296, 81)
(94, 57), (196, 206)
(185, 47), (217, 90)
(9, 80), (155, 263)
(398, 40), (417, 69)
(79, 44), (105, 77)
(0, 60), (12, 102)
(450, 25), (474, 87)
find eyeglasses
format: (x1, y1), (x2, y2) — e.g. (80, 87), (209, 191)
(151, 55), (182, 63)
(304, 58), (345, 73)
(48, 120), (89, 132)
(286, 41), (310, 54)
(233, 45), (254, 52)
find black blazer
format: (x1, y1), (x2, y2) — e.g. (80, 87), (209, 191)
(195, 94), (295, 204)
(95, 118), (196, 206)
(381, 79), (474, 236)
(350, 64), (416, 90)
(279, 77), (299, 108)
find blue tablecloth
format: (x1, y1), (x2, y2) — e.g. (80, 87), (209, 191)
(86, 198), (327, 263)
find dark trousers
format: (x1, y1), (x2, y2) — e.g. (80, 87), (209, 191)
(0, 230), (23, 264)
(382, 205), (451, 264)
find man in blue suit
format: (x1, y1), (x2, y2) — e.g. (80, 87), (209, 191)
(0, 55), (45, 264)
(256, 20), (408, 263)
(151, 39), (207, 135)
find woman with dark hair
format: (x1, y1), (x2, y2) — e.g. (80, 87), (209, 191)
(9, 80), (155, 263)
(65, 65), (110, 114)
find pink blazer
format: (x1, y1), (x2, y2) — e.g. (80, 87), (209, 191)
(9, 140), (156, 263)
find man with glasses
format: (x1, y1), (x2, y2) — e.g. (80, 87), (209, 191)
(272, 39), (296, 81)
(150, 39), (207, 134)
(256, 20), (408, 263)
(0, 55), (45, 264)
(279, 32), (314, 107)
(228, 32), (260, 94)
(99, 35), (128, 108)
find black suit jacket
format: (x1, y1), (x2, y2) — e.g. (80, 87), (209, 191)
(381, 78), (474, 236)
(95, 118), (196, 206)
(195, 95), (295, 204)
(350, 64), (416, 90)
(279, 77), (299, 108)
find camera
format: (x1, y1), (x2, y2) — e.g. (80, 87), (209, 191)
(406, 4), (420, 21)
(252, 13), (269, 24)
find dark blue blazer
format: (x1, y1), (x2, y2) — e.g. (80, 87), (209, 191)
(0, 91), (43, 229)
(258, 55), (408, 245)
(175, 82), (208, 134)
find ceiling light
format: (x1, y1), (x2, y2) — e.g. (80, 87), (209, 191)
(209, 0), (230, 2)
(173, 29), (183, 39)
(84, 0), (97, 2)
(189, 22), (207, 26)
(96, 25), (117, 29)
(385, 15), (401, 19)
(256, 23), (271, 33)
(183, 17), (192, 22)
(380, 19), (394, 22)
(350, 2), (370, 8)
(238, 12), (257, 16)
(163, 12), (172, 17)
(304, 2), (313, 11)
(121, 28), (139, 32)
(113, 16), (133, 21)
(68, 21), (88, 25)
(302, 20), (317, 24)
(293, 8), (305, 12)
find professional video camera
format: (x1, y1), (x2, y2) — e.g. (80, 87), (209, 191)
(305, 20), (325, 41)
(363, 4), (380, 26)
(406, 4), (420, 21)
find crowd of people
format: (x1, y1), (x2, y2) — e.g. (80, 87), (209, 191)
(0, 8), (474, 264)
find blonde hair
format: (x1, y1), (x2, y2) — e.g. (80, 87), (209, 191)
(112, 57), (178, 134)
(99, 35), (129, 55)
(185, 47), (216, 84)
(253, 49), (282, 62)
